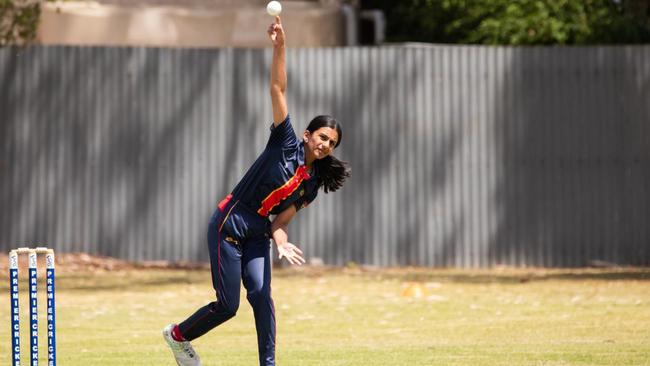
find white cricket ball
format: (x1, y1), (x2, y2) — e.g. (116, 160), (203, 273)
(266, 1), (282, 16)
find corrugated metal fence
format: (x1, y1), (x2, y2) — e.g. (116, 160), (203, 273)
(1, 45), (649, 267)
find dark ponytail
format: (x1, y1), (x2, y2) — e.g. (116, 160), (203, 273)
(314, 155), (351, 193)
(307, 115), (351, 193)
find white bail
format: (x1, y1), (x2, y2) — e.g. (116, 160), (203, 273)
(9, 251), (18, 269)
(28, 250), (37, 269)
(46, 253), (55, 269)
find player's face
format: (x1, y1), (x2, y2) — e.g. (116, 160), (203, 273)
(304, 127), (338, 160)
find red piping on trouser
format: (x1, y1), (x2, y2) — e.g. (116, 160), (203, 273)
(216, 195), (236, 308)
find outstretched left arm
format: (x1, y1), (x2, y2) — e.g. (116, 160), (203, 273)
(271, 205), (306, 265)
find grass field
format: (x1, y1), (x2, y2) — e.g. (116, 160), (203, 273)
(1, 263), (649, 365)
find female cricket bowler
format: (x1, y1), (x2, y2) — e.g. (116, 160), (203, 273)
(163, 16), (351, 366)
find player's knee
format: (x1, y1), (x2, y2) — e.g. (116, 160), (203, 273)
(246, 286), (271, 305)
(209, 299), (238, 318)
(223, 306), (238, 319)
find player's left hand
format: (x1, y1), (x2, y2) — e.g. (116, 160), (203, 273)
(277, 242), (305, 265)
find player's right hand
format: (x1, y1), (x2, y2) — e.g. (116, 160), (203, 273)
(267, 16), (285, 47)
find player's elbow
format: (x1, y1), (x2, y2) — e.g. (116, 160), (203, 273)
(270, 84), (285, 96)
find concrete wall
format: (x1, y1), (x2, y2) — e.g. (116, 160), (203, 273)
(38, 1), (347, 47)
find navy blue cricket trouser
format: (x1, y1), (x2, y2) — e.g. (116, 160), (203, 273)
(178, 196), (276, 366)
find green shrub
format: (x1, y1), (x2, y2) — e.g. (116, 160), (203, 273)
(0, 0), (41, 46)
(367, 0), (650, 44)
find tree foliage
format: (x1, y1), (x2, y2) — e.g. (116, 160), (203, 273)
(365, 0), (650, 44)
(1, 0), (41, 46)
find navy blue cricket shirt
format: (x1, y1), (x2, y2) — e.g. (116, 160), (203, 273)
(230, 115), (319, 217)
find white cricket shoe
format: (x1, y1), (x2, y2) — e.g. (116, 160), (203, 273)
(163, 324), (202, 366)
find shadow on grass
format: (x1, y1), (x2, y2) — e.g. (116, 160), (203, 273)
(274, 265), (650, 284)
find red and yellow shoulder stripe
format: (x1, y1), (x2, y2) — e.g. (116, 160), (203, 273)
(257, 165), (310, 216)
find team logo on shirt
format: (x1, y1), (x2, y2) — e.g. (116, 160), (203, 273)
(224, 236), (239, 245)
